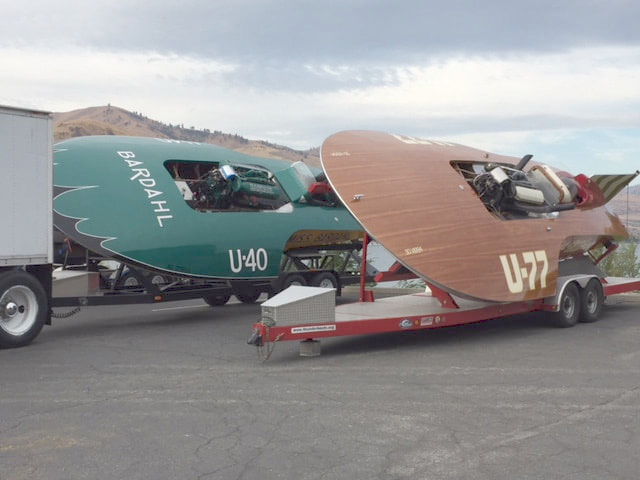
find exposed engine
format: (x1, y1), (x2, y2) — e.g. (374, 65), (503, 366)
(165, 159), (288, 212)
(193, 163), (284, 210)
(455, 155), (581, 219)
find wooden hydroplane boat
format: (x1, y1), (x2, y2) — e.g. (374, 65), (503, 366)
(320, 130), (638, 302)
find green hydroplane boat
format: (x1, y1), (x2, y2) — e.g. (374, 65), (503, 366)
(53, 136), (363, 282)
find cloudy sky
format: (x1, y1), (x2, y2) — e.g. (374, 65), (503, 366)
(2, 0), (639, 177)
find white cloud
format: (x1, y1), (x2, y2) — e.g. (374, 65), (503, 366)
(1, 46), (236, 117)
(322, 47), (640, 121)
(2, 44), (639, 170)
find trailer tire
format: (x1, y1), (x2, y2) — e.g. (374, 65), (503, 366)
(234, 287), (261, 304)
(203, 293), (231, 306)
(115, 269), (166, 290)
(579, 279), (604, 323)
(0, 270), (48, 348)
(310, 272), (338, 290)
(111, 268), (144, 290)
(552, 282), (580, 328)
(282, 274), (307, 289)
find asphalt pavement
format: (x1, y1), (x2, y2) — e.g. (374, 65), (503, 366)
(1, 292), (639, 480)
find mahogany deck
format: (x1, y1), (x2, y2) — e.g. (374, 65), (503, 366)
(321, 131), (628, 302)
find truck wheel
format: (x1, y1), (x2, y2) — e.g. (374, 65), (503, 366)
(552, 282), (580, 328)
(234, 287), (261, 304)
(310, 272), (338, 289)
(203, 293), (231, 306)
(0, 271), (48, 348)
(579, 279), (604, 323)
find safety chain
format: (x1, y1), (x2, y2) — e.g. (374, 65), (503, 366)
(51, 307), (82, 319)
(255, 315), (284, 362)
(256, 328), (284, 362)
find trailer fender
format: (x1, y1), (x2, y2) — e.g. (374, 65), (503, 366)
(579, 278), (605, 323)
(551, 281), (581, 328)
(547, 275), (600, 311)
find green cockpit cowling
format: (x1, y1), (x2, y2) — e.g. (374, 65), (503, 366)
(274, 161), (320, 203)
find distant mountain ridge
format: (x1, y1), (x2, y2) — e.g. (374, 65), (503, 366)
(53, 105), (319, 164)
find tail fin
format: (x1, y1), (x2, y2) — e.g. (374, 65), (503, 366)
(575, 171), (639, 209)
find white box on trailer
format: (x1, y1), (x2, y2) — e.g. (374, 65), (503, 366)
(261, 286), (336, 327)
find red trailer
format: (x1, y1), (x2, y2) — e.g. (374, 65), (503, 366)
(248, 264), (640, 359)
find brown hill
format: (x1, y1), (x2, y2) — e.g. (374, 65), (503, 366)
(53, 105), (320, 164)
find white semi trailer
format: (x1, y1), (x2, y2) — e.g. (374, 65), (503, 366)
(0, 105), (53, 348)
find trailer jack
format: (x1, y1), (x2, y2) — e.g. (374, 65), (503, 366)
(248, 320), (284, 362)
(247, 328), (263, 347)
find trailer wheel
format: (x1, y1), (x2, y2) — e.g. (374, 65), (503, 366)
(310, 272), (338, 289)
(0, 270), (47, 348)
(203, 293), (231, 306)
(552, 282), (580, 328)
(123, 275), (141, 288)
(234, 287), (261, 304)
(579, 279), (604, 323)
(282, 274), (307, 289)
(115, 269), (166, 290)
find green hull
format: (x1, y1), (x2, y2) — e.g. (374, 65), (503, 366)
(53, 136), (362, 279)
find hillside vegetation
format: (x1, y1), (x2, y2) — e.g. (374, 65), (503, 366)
(608, 184), (640, 238)
(53, 105), (319, 164)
